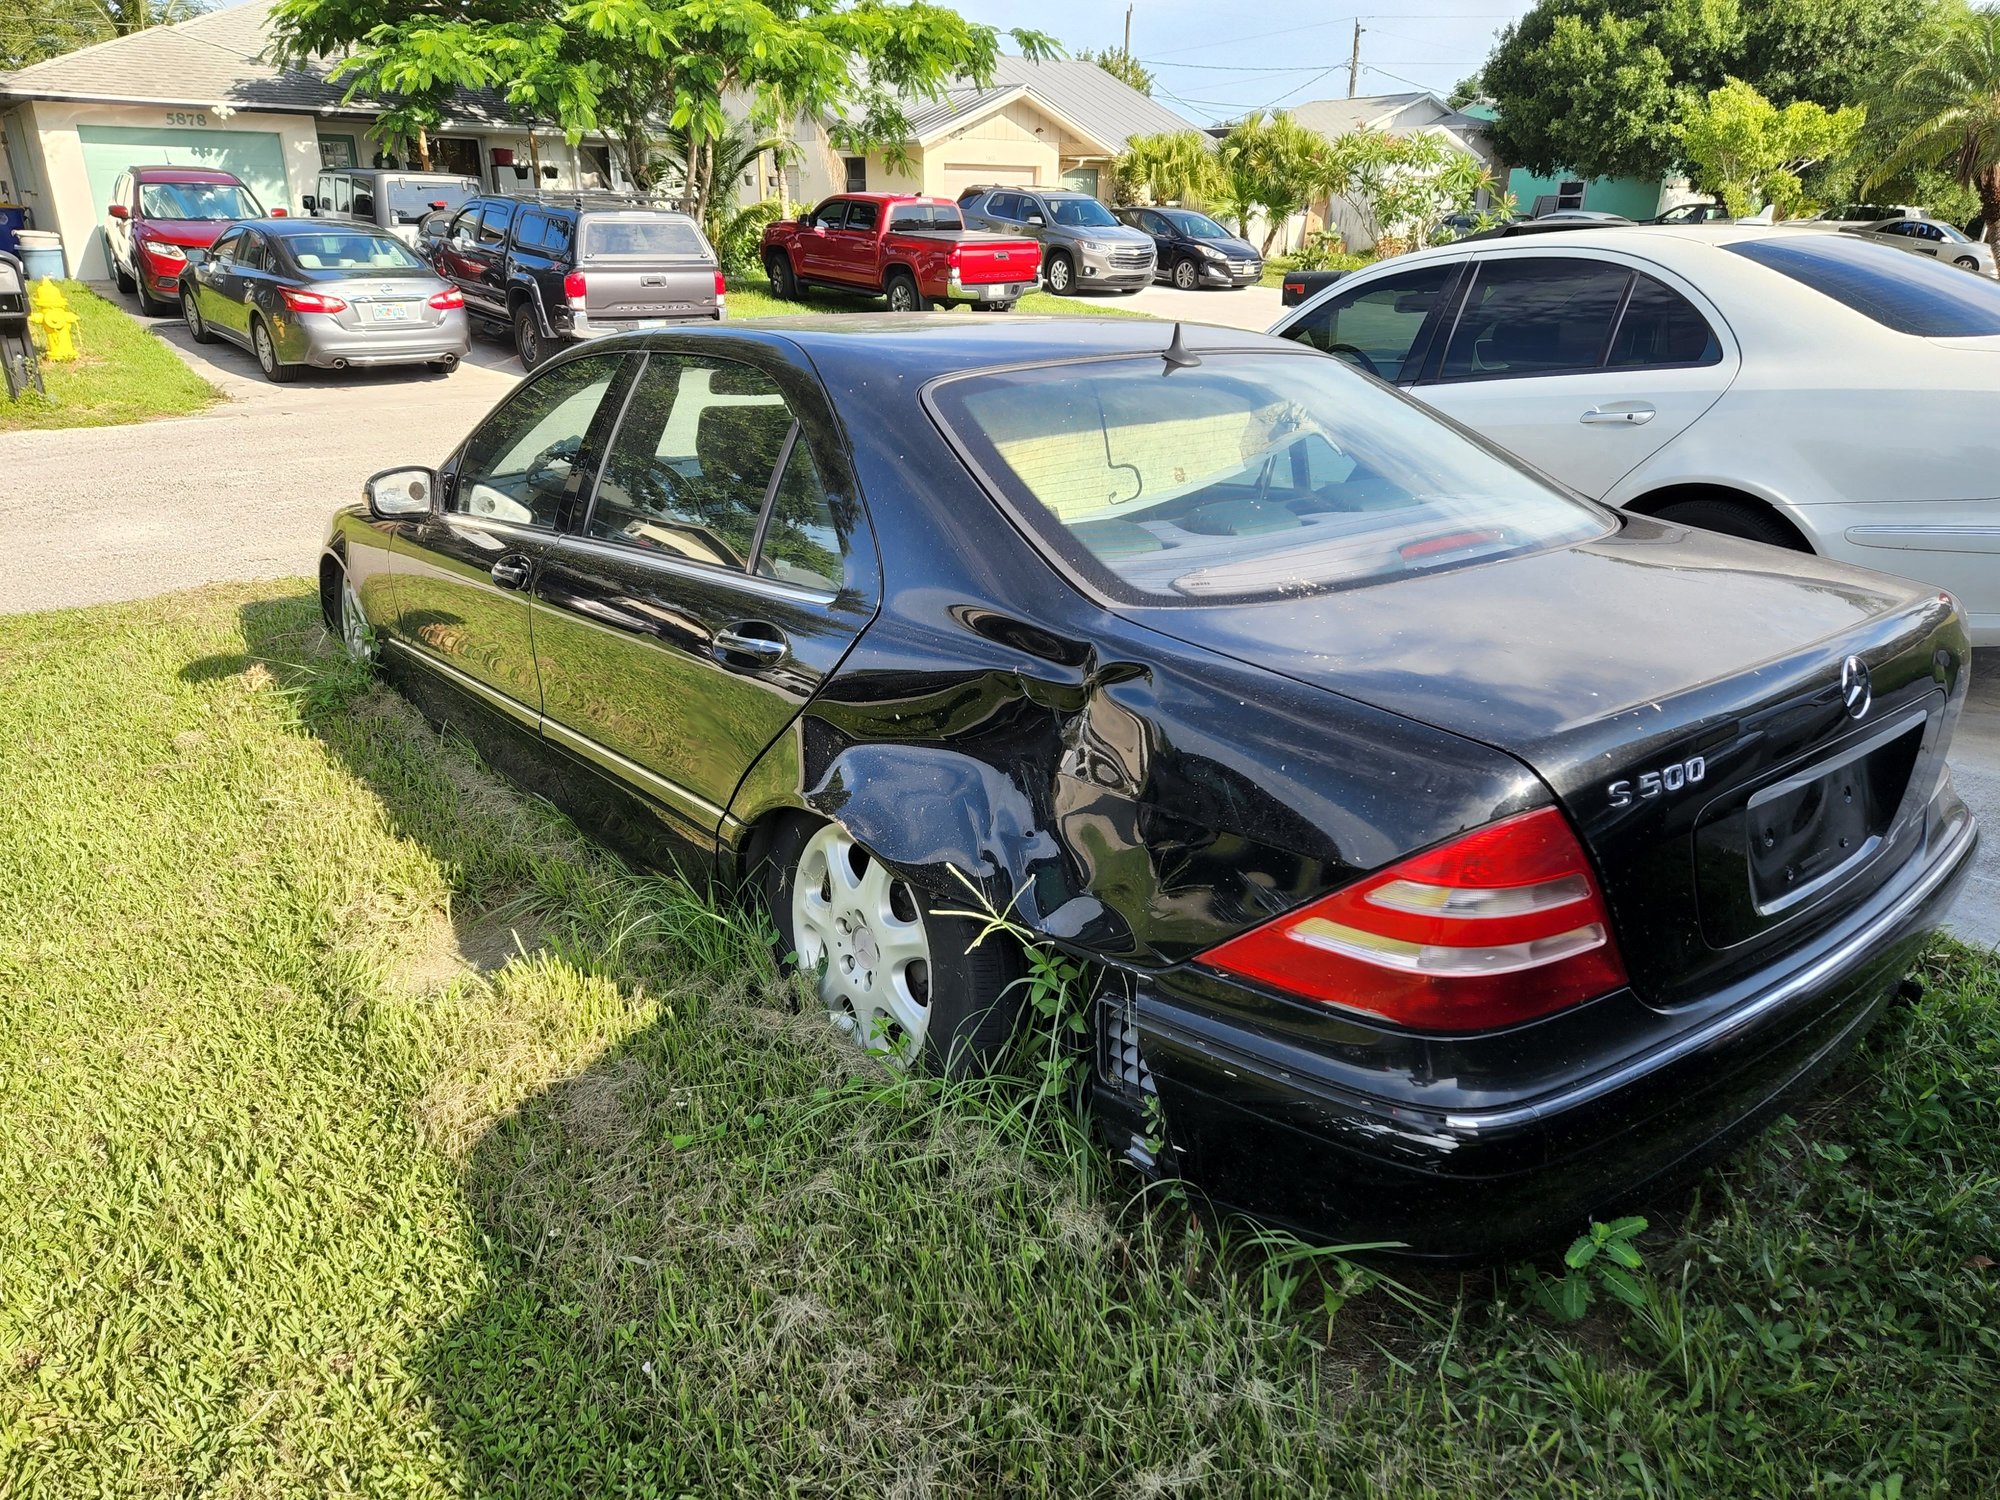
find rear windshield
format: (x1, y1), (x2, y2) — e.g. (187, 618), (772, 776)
(582, 216), (709, 259)
(1726, 235), (2000, 335)
(889, 203), (963, 230)
(281, 232), (427, 273)
(139, 182), (263, 220)
(927, 351), (1609, 604)
(385, 178), (478, 224)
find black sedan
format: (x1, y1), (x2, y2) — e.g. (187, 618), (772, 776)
(1113, 206), (1264, 289)
(321, 318), (1977, 1256)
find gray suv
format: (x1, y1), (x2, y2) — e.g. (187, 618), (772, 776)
(957, 186), (1155, 294)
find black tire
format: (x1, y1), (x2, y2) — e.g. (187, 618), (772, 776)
(513, 307), (545, 371)
(2, 338), (41, 399)
(885, 271), (923, 313)
(426, 358), (458, 374)
(1171, 257), (1199, 290)
(251, 317), (297, 383)
(114, 262), (137, 294)
(1653, 496), (1805, 551)
(766, 253), (798, 300)
(333, 564), (377, 665)
(182, 286), (214, 344)
(764, 817), (1025, 1075)
(1117, 287), (1143, 296)
(134, 275), (165, 317)
(1045, 251), (1077, 295)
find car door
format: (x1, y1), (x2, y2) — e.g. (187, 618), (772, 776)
(107, 172), (134, 273)
(795, 200), (846, 280)
(1409, 253), (1739, 499)
(228, 229), (276, 340)
(191, 226), (244, 340)
(390, 353), (631, 722)
(529, 346), (878, 851)
(824, 198), (878, 285)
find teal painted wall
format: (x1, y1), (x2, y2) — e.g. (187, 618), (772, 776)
(1505, 168), (1663, 220)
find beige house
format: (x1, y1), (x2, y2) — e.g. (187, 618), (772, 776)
(0, 0), (635, 280)
(763, 58), (1201, 210)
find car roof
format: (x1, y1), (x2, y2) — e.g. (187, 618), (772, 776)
(238, 217), (403, 238)
(333, 168), (477, 180)
(129, 166), (243, 183)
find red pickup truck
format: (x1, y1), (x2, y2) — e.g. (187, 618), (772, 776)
(761, 194), (1041, 311)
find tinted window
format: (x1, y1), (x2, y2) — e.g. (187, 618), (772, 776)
(810, 201), (849, 230)
(1284, 264), (1455, 382)
(841, 200), (879, 233)
(589, 357), (803, 574)
(235, 232), (266, 271)
(209, 228), (242, 267)
(447, 206), (481, 248)
(1724, 236), (2000, 336)
(386, 177), (476, 224)
(889, 203), (962, 230)
(455, 355), (624, 528)
(513, 212), (550, 251)
(351, 184), (377, 221)
(987, 193), (1020, 221)
(1048, 197), (1117, 228)
(329, 176), (352, 215)
(477, 201), (513, 246)
(1439, 257), (1631, 380)
(929, 351), (1608, 604)
(582, 216), (708, 258)
(1163, 210), (1230, 239)
(757, 439), (841, 594)
(1606, 274), (1722, 367)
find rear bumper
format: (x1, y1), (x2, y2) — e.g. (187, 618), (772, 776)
(945, 275), (1038, 303)
(566, 309), (722, 340)
(1118, 791), (1977, 1259)
(282, 310), (470, 368)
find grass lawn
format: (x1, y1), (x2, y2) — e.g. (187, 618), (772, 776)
(2, 582), (1997, 1496)
(0, 280), (218, 433)
(725, 270), (1154, 320)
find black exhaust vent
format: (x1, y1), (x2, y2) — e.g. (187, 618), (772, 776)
(1097, 984), (1155, 1099)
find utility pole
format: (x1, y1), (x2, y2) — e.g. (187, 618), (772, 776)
(1347, 20), (1362, 98)
(1124, 3), (1133, 56)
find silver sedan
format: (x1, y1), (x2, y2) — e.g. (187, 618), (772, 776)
(179, 219), (470, 382)
(1840, 216), (1997, 276)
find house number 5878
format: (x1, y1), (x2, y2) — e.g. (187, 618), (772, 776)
(166, 112), (209, 127)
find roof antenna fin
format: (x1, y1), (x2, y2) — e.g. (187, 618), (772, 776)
(1162, 322), (1202, 372)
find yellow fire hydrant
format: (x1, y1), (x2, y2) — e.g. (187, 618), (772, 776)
(28, 280), (79, 362)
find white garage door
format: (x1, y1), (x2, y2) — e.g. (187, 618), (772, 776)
(941, 162), (1037, 200)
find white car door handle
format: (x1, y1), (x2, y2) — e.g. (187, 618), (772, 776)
(1580, 403), (1657, 426)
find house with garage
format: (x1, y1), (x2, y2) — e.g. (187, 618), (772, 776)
(766, 57), (1200, 209)
(0, 0), (638, 281)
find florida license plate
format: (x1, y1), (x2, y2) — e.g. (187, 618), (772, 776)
(370, 302), (411, 322)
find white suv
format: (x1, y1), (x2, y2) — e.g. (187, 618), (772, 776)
(1268, 224), (2000, 644)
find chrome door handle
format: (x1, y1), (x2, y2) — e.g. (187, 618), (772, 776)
(1580, 404), (1657, 426)
(490, 555), (532, 590)
(712, 625), (788, 667)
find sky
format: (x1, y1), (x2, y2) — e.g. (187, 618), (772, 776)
(951, 0), (1539, 125)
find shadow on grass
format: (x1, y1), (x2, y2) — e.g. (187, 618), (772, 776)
(223, 584), (1382, 1497)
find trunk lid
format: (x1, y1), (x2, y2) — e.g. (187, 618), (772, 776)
(575, 212), (718, 324)
(1125, 515), (1963, 1007)
(312, 271), (451, 333)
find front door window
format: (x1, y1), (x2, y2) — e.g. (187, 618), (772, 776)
(455, 355), (626, 527)
(1282, 264), (1457, 382)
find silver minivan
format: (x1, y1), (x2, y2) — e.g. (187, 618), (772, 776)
(305, 170), (482, 246)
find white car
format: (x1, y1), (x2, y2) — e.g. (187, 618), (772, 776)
(1841, 217), (1996, 276)
(1267, 224), (2000, 644)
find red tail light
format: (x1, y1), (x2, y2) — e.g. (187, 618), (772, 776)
(427, 286), (464, 310)
(1198, 807), (1627, 1031)
(713, 270), (726, 296)
(564, 271), (587, 305)
(279, 287), (346, 314)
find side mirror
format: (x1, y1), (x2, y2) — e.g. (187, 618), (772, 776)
(109, 203), (130, 221)
(1027, 214), (1045, 226)
(301, 195), (318, 213)
(366, 466), (436, 519)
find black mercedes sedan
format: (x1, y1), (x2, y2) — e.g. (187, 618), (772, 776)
(321, 317), (1977, 1256)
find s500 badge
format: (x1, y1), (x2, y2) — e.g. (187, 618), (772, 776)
(1609, 755), (1706, 808)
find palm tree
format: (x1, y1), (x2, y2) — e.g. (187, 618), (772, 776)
(1216, 111), (1337, 253)
(1113, 131), (1222, 206)
(1866, 3), (2000, 261)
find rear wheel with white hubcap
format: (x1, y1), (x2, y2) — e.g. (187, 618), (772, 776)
(769, 819), (1022, 1072)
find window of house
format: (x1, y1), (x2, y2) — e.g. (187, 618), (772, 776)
(843, 156), (867, 192)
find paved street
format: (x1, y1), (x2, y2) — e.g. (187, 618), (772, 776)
(0, 287), (1992, 947)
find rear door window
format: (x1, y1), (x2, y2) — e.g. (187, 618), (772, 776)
(1724, 235), (2000, 335)
(842, 201), (879, 234)
(1438, 257), (1632, 381)
(514, 212), (551, 251)
(1605, 274), (1722, 368)
(477, 201), (514, 247)
(1282, 264), (1457, 382)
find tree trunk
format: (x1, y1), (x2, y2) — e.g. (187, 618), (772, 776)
(415, 127), (431, 172)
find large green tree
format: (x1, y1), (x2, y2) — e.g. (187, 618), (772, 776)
(1866, 0), (2000, 258)
(1678, 77), (1863, 214)
(270, 0), (1056, 224)
(1484, 0), (1928, 181)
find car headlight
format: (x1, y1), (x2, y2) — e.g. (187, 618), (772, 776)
(1202, 247), (1231, 262)
(142, 241), (187, 263)
(1080, 240), (1112, 254)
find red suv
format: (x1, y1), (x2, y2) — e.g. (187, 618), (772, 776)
(105, 166), (268, 315)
